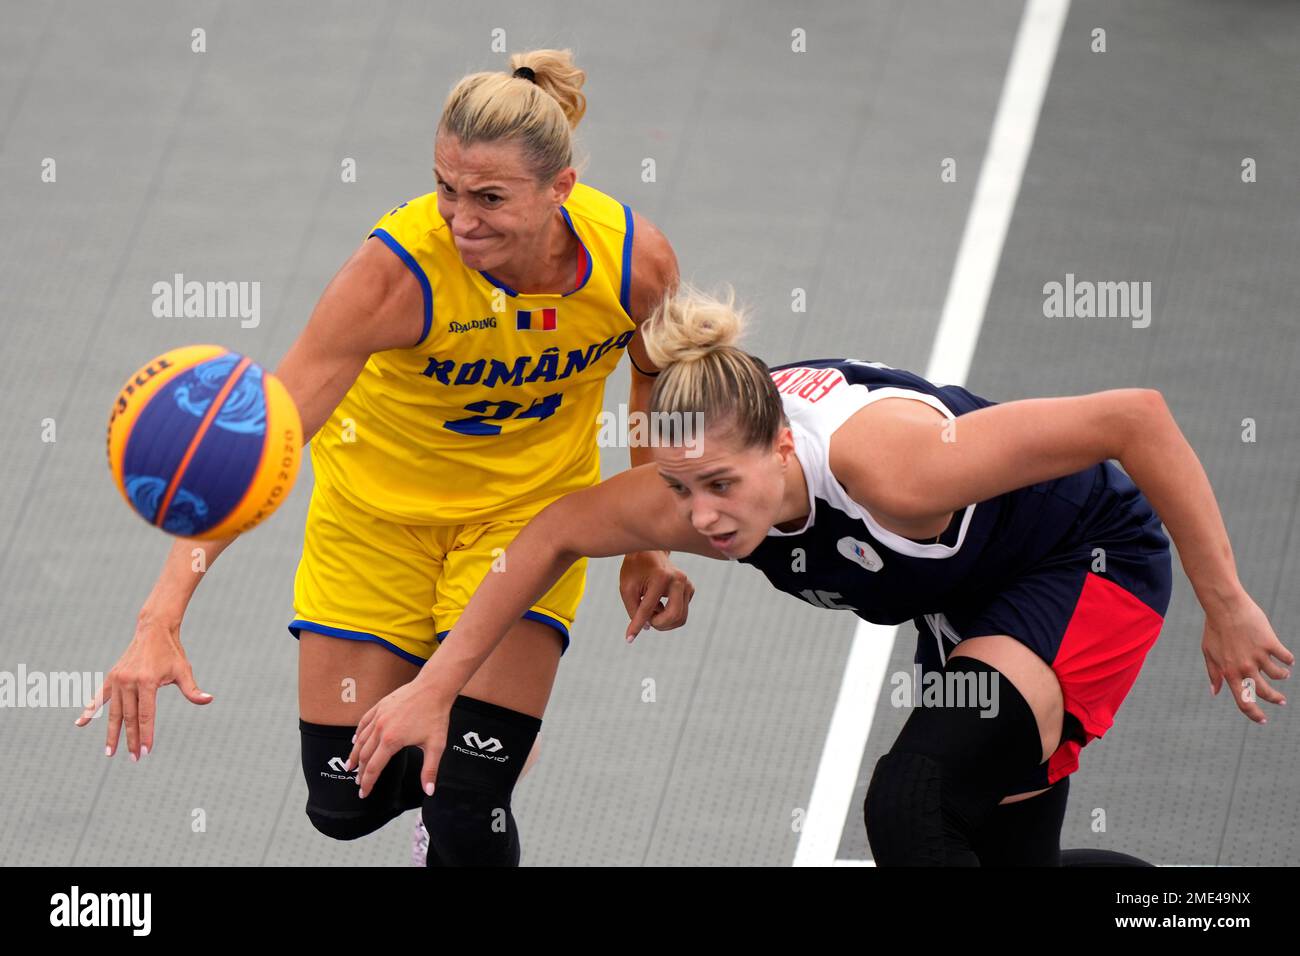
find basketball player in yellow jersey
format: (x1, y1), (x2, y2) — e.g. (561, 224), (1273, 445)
(78, 49), (696, 866)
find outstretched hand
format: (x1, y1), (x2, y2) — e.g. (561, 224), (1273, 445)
(75, 614), (213, 760)
(1201, 590), (1292, 723)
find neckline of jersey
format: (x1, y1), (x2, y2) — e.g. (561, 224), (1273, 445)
(476, 204), (594, 299)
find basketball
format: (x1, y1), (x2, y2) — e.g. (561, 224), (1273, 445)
(106, 344), (302, 538)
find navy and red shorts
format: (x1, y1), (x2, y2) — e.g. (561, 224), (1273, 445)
(915, 498), (1173, 796)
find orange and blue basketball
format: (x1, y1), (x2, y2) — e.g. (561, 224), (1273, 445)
(106, 345), (302, 538)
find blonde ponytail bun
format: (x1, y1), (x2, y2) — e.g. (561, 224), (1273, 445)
(640, 282), (746, 368)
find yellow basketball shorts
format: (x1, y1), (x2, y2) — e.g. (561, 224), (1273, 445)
(287, 480), (587, 665)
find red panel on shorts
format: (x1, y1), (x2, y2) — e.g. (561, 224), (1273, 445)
(1044, 571), (1165, 783)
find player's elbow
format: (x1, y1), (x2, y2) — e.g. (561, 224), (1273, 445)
(1133, 388), (1168, 429)
(1113, 388), (1167, 462)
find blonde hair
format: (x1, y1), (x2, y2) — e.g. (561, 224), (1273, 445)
(438, 49), (588, 183)
(640, 283), (787, 450)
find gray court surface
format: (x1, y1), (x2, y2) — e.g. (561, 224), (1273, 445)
(1, 0), (1296, 867)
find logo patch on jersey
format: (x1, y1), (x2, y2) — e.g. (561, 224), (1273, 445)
(770, 366), (845, 403)
(516, 308), (557, 331)
(448, 317), (498, 334)
(837, 536), (884, 572)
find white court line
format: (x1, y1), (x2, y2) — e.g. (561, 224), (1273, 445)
(793, 0), (1071, 867)
(792, 622), (898, 867)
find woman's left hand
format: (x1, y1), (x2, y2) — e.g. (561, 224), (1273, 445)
(619, 550), (696, 641)
(346, 676), (452, 799)
(1201, 589), (1293, 723)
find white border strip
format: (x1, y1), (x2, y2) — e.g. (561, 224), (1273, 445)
(793, 0), (1071, 867)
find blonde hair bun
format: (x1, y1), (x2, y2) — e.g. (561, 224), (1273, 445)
(640, 282), (746, 368)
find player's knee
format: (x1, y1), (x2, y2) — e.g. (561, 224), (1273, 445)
(421, 695), (541, 866)
(865, 747), (1000, 866)
(865, 750), (966, 865)
(864, 658), (1044, 865)
(422, 783), (521, 866)
(300, 719), (423, 841)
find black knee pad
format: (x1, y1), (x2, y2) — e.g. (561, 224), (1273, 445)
(864, 657), (1044, 866)
(301, 719), (424, 841)
(864, 751), (963, 865)
(422, 695), (541, 867)
(971, 776), (1070, 866)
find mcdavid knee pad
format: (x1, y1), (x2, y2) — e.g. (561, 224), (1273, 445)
(301, 719), (424, 840)
(422, 695), (542, 866)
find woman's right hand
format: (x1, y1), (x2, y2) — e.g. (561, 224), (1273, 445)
(75, 612), (214, 760)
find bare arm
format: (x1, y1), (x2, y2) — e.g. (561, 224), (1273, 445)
(625, 210), (679, 472)
(837, 390), (1146, 520)
(415, 464), (722, 705)
(1086, 394), (1287, 717)
(138, 237), (425, 625)
(348, 465), (720, 796)
(839, 389), (1241, 611)
(616, 210), (694, 629)
(1104, 391), (1243, 615)
(840, 388), (1292, 720)
(89, 234), (426, 757)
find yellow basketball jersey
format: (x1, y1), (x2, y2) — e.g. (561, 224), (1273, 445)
(310, 182), (639, 525)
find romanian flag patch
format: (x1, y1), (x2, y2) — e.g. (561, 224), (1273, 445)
(516, 308), (558, 331)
